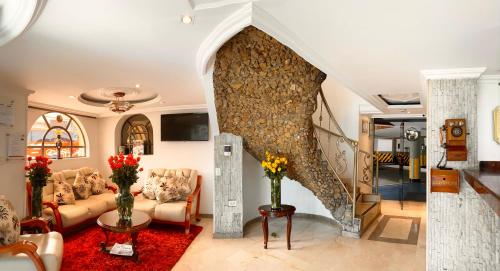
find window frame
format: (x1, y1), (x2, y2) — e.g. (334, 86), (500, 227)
(27, 112), (88, 159)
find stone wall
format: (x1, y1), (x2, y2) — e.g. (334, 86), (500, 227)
(427, 78), (499, 270)
(213, 26), (350, 226)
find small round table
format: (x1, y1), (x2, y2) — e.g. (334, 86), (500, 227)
(258, 204), (296, 250)
(97, 211), (151, 262)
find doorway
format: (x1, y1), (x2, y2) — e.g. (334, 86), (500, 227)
(372, 118), (427, 208)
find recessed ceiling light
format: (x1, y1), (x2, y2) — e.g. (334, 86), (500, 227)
(181, 15), (193, 24)
(68, 95), (77, 99)
(135, 84), (140, 88)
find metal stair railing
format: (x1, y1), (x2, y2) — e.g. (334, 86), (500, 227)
(313, 89), (379, 226)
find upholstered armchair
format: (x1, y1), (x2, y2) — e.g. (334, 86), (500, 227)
(0, 218), (63, 271)
(133, 168), (202, 234)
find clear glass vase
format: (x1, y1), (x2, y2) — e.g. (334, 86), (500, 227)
(270, 178), (281, 209)
(115, 186), (134, 222)
(31, 184), (43, 218)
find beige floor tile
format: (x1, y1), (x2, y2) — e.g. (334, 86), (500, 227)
(173, 200), (426, 271)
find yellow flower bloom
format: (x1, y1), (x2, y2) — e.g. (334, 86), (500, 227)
(271, 168), (276, 173)
(278, 167), (281, 172)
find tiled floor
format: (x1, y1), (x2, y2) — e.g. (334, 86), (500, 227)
(173, 200), (426, 271)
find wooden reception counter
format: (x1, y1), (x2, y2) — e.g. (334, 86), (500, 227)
(463, 161), (500, 216)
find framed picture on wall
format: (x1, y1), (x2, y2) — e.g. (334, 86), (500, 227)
(362, 120), (369, 134)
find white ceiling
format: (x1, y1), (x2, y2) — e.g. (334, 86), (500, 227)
(0, 0), (499, 116)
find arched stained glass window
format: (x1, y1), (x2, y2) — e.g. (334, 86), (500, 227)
(27, 112), (88, 159)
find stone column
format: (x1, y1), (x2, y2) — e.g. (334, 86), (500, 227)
(213, 133), (244, 238)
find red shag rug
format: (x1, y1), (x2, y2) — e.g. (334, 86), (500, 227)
(61, 224), (203, 271)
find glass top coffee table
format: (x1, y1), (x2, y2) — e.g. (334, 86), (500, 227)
(97, 210), (151, 262)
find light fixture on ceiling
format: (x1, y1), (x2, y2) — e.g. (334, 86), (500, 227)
(181, 15), (193, 24)
(68, 95), (77, 99)
(107, 92), (134, 114)
(135, 84), (140, 88)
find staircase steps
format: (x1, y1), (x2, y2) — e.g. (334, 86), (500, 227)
(355, 193), (381, 235)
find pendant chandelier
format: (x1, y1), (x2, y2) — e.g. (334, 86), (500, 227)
(107, 92), (134, 113)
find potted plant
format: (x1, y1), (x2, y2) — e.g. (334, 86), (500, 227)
(25, 156), (52, 217)
(261, 151), (288, 209)
(108, 153), (143, 221)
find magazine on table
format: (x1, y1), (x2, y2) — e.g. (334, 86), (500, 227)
(109, 243), (133, 256)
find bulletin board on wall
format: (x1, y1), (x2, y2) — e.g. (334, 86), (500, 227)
(0, 96), (25, 163)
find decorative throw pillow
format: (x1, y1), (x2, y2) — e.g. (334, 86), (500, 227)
(72, 172), (92, 199)
(87, 172), (106, 195)
(54, 180), (76, 205)
(0, 198), (20, 246)
(143, 176), (160, 200)
(154, 176), (192, 203)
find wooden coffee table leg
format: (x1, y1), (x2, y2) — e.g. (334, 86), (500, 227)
(286, 214), (292, 250)
(131, 231), (139, 262)
(100, 228), (109, 251)
(261, 215), (268, 249)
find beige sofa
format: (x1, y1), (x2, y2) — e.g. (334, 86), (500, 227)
(28, 167), (117, 234)
(133, 168), (202, 234)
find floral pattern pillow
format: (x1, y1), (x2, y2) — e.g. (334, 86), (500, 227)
(54, 180), (76, 205)
(143, 176), (160, 200)
(72, 172), (92, 199)
(154, 176), (192, 203)
(87, 172), (106, 195)
(0, 198), (20, 246)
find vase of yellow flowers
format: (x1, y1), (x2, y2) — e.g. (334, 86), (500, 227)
(261, 151), (288, 209)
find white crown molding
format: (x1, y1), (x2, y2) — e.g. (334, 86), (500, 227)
(97, 104), (208, 118)
(0, 0), (46, 47)
(28, 101), (100, 118)
(420, 67), (487, 80)
(370, 113), (427, 119)
(478, 74), (500, 84)
(188, 0), (257, 11)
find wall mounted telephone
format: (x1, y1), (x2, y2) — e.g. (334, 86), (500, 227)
(438, 118), (468, 168)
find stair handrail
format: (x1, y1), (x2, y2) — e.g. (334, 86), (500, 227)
(314, 88), (379, 228)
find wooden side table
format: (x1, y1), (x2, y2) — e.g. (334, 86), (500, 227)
(97, 211), (151, 262)
(258, 204), (296, 250)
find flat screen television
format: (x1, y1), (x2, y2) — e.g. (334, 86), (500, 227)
(161, 113), (209, 141)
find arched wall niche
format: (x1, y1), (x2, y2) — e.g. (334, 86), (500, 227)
(114, 114), (154, 155)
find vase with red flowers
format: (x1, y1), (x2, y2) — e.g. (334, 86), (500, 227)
(25, 156), (52, 217)
(108, 153), (143, 222)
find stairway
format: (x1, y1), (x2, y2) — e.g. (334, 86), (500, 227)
(212, 26), (379, 238)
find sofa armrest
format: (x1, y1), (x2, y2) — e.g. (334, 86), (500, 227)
(132, 190), (142, 197)
(21, 218), (50, 234)
(185, 175), (202, 221)
(0, 241), (45, 271)
(42, 201), (63, 233)
(105, 184), (117, 194)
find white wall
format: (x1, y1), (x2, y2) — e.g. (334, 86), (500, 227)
(242, 151), (333, 225)
(0, 83), (30, 216)
(97, 108), (214, 215)
(477, 76), (500, 161)
(27, 108), (101, 172)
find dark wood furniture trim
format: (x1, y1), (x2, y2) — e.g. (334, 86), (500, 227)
(258, 204), (296, 250)
(26, 181), (118, 235)
(463, 161), (500, 216)
(0, 218), (51, 271)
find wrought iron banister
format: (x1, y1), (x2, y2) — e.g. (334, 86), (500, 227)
(313, 88), (379, 227)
